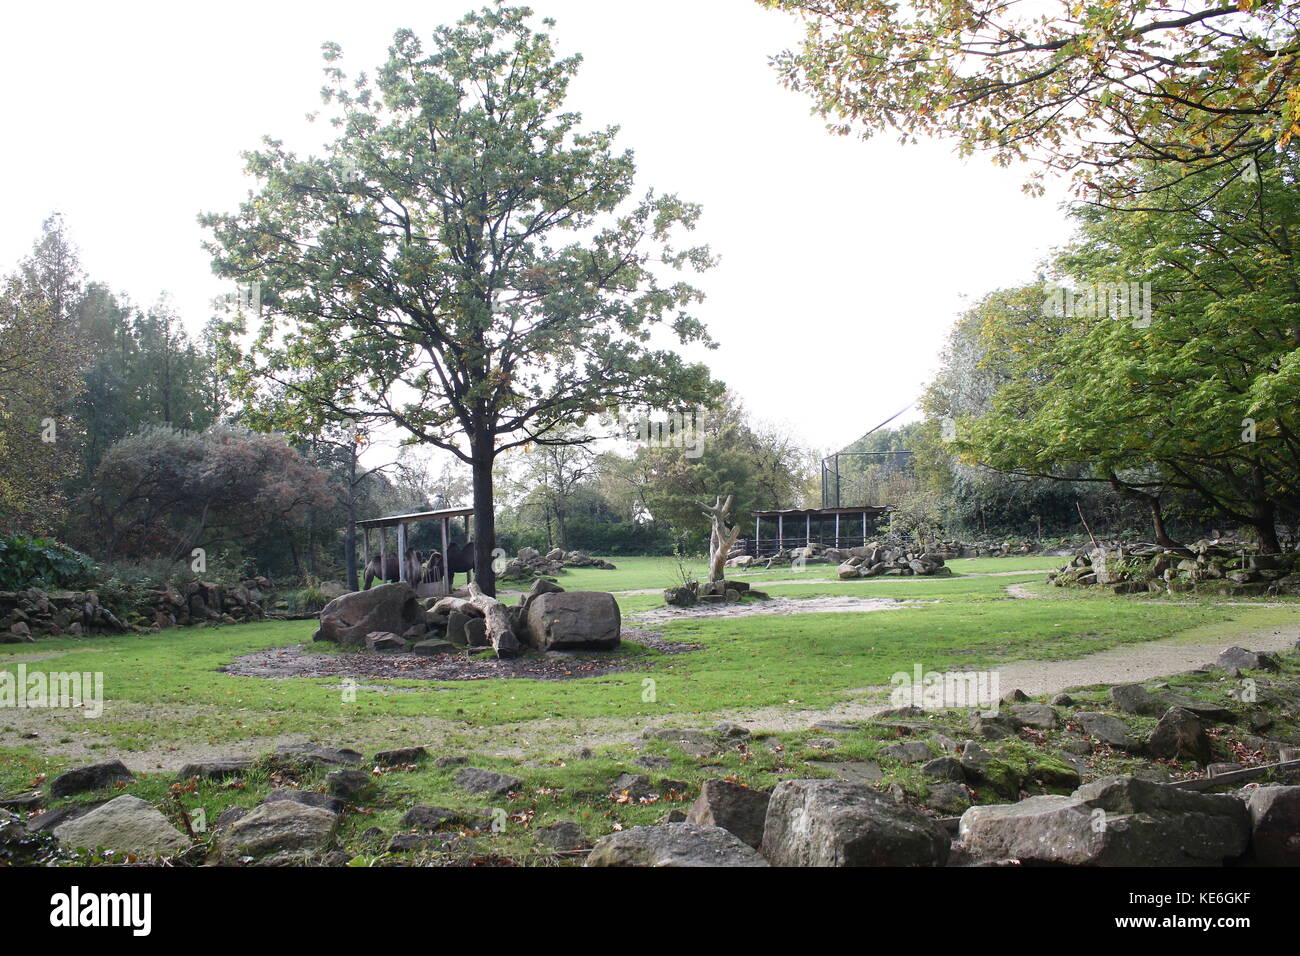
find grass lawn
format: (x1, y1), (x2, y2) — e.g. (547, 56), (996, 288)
(1, 561), (1284, 750)
(523, 553), (1066, 593)
(3, 554), (1296, 865)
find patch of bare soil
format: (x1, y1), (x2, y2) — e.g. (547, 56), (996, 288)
(632, 596), (928, 625)
(1004, 582), (1044, 599)
(221, 630), (697, 683)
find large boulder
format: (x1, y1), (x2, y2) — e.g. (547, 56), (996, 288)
(1110, 684), (1166, 716)
(176, 757), (253, 781)
(959, 775), (1249, 866)
(1242, 786), (1300, 865)
(586, 823), (768, 867)
(525, 591), (621, 651)
(49, 760), (135, 798)
(216, 800), (338, 866)
(1074, 712), (1143, 751)
(53, 795), (189, 858)
(312, 583), (423, 647)
(1147, 706), (1213, 765)
(762, 780), (950, 867)
(1217, 647), (1280, 673)
(685, 779), (771, 848)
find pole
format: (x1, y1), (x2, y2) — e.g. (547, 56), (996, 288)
(441, 516), (451, 593)
(397, 522), (408, 583)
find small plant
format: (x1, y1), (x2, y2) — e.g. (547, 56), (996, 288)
(670, 537), (698, 591)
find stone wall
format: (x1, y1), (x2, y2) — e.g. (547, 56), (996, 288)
(0, 577), (276, 643)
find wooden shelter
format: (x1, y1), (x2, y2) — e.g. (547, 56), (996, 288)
(748, 506), (891, 558)
(356, 507), (474, 598)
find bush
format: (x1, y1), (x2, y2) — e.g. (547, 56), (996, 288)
(292, 586), (329, 614)
(0, 534), (96, 591)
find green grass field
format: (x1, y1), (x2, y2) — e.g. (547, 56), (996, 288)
(3, 553), (1295, 864)
(534, 553), (1066, 593)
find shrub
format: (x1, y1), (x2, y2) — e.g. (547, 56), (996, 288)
(0, 534), (96, 591)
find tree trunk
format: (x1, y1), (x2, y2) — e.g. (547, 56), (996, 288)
(1147, 497), (1193, 556)
(344, 447), (359, 592)
(1254, 499), (1281, 554)
(466, 582), (522, 658)
(700, 495), (739, 583)
(344, 503), (358, 592)
(470, 434), (498, 597)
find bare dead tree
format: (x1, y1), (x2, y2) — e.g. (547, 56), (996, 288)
(700, 494), (740, 583)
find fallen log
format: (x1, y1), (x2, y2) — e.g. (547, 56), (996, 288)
(465, 583), (523, 659)
(1166, 758), (1300, 792)
(430, 596), (482, 618)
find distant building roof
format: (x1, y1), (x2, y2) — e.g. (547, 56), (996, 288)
(356, 507), (474, 528)
(750, 506), (891, 518)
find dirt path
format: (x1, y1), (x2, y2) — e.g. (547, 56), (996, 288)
(720, 615), (1300, 733)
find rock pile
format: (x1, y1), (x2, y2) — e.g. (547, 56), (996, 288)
(726, 541), (950, 577)
(499, 547), (616, 581)
(312, 579), (621, 654)
(834, 545), (950, 579)
(662, 578), (769, 607)
(1050, 540), (1300, 596)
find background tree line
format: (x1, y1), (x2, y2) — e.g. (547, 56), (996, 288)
(0, 216), (815, 583)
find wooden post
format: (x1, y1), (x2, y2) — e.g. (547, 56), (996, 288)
(440, 516), (451, 593)
(861, 511), (867, 548)
(363, 527), (370, 567)
(396, 522), (408, 582)
(777, 515), (784, 551)
(805, 513), (811, 546)
(835, 513), (840, 548)
(754, 516), (760, 557)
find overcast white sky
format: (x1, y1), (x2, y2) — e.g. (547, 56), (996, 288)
(0, 0), (1076, 456)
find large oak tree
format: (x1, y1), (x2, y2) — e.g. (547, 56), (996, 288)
(203, 6), (720, 594)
